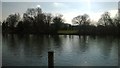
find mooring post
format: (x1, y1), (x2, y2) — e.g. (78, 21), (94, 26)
(48, 51), (54, 68)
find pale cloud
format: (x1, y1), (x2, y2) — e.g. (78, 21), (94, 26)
(53, 2), (61, 6)
(109, 10), (118, 18)
(62, 11), (86, 24)
(90, 10), (118, 22)
(62, 11), (95, 24)
(36, 5), (41, 8)
(62, 10), (96, 24)
(53, 2), (66, 8)
(89, 12), (103, 22)
(63, 12), (79, 24)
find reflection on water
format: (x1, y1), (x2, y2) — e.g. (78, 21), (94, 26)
(2, 34), (118, 66)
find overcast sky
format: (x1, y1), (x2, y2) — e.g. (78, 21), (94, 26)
(1, 0), (120, 2)
(1, 1), (120, 24)
(0, 1), (2, 22)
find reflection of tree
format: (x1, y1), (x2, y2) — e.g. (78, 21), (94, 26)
(79, 36), (88, 52)
(51, 35), (62, 46)
(118, 37), (120, 65)
(89, 35), (96, 40)
(24, 35), (46, 56)
(8, 34), (16, 49)
(97, 36), (115, 59)
(3, 34), (21, 56)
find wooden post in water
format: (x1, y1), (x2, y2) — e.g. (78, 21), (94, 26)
(48, 51), (54, 68)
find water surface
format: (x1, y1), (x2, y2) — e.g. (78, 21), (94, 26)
(2, 34), (119, 66)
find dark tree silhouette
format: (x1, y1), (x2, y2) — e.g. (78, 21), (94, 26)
(98, 12), (114, 26)
(16, 21), (24, 33)
(52, 14), (64, 32)
(113, 13), (120, 33)
(2, 7), (120, 35)
(26, 8), (36, 18)
(72, 14), (90, 25)
(72, 14), (92, 35)
(96, 12), (119, 35)
(2, 20), (8, 33)
(44, 13), (53, 25)
(5, 13), (20, 33)
(7, 13), (20, 27)
(113, 13), (120, 26)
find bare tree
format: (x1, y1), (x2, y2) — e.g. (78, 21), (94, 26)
(26, 8), (36, 18)
(6, 13), (20, 28)
(52, 14), (64, 30)
(98, 12), (113, 26)
(113, 13), (120, 26)
(72, 14), (90, 25)
(44, 13), (53, 25)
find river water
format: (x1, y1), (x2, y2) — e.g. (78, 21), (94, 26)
(2, 34), (119, 66)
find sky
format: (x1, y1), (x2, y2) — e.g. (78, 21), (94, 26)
(1, 1), (120, 24)
(0, 1), (2, 22)
(1, 0), (120, 2)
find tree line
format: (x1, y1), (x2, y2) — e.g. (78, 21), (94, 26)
(2, 7), (120, 35)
